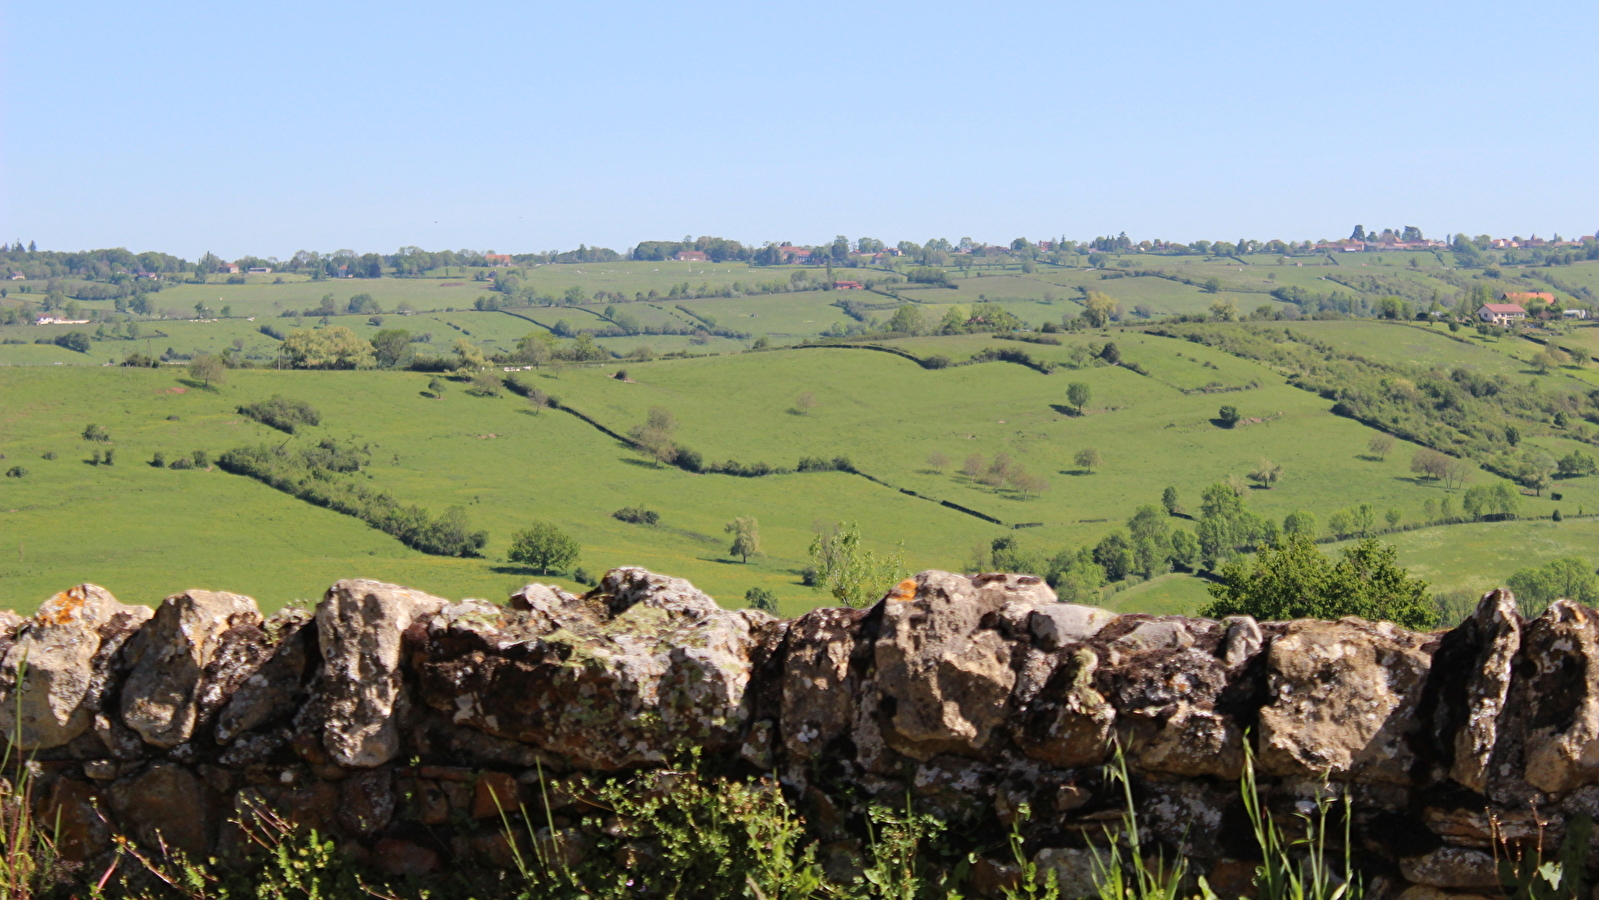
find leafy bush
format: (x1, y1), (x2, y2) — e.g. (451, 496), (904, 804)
(237, 396), (322, 434)
(3, 466), (26, 478)
(1203, 534), (1435, 629)
(53, 331), (90, 353)
(612, 506), (660, 525)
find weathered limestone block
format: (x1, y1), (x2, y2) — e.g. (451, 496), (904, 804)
(780, 606), (869, 761)
(1031, 847), (1099, 899)
(1028, 603), (1116, 651)
(110, 762), (213, 857)
(1441, 590), (1520, 793)
(317, 580), (449, 768)
(41, 778), (113, 861)
(214, 612), (314, 745)
(1012, 647), (1115, 768)
(1400, 847), (1500, 889)
(876, 572), (1055, 760)
(1516, 600), (1599, 794)
(0, 585), (153, 750)
(1220, 616), (1263, 667)
(1105, 646), (1244, 779)
(120, 590), (263, 748)
(416, 568), (775, 769)
(1259, 618), (1436, 783)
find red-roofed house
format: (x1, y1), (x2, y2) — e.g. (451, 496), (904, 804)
(833, 280), (864, 290)
(779, 246), (811, 264)
(1478, 303), (1528, 326)
(484, 254), (513, 266)
(675, 250), (708, 262)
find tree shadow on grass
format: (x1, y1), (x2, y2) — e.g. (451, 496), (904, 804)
(1059, 469), (1093, 476)
(618, 457), (664, 470)
(695, 557), (746, 566)
(176, 378), (220, 392)
(489, 564), (561, 578)
(1049, 404), (1082, 417)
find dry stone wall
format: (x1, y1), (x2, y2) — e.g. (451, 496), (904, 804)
(2, 568), (1593, 897)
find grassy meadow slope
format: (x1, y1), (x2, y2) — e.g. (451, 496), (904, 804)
(4, 321), (1570, 617)
(7, 251), (1599, 617)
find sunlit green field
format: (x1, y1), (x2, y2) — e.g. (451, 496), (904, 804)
(6, 254), (1599, 619)
(5, 331), (1547, 617)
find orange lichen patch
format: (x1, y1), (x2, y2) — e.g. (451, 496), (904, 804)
(886, 578), (918, 603)
(38, 585), (90, 625)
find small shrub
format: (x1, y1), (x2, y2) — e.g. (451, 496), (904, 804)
(744, 587), (777, 612)
(572, 566), (593, 586)
(40, 451), (56, 460)
(3, 466), (26, 478)
(469, 370), (504, 397)
(921, 354), (951, 370)
(168, 456), (194, 470)
(151, 451), (166, 468)
(612, 506), (660, 526)
(192, 449), (210, 468)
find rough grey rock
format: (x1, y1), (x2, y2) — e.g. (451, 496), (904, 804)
(110, 762), (213, 857)
(1032, 847), (1099, 898)
(1399, 847), (1500, 889)
(1112, 618), (1196, 652)
(0, 585), (153, 749)
(1012, 646), (1115, 768)
(317, 579), (450, 767)
(215, 609), (314, 744)
(120, 589), (263, 748)
(1259, 618), (1435, 783)
(415, 567), (775, 770)
(780, 607), (868, 762)
(1029, 603), (1116, 650)
(1447, 589), (1520, 793)
(876, 572), (1054, 760)
(1518, 600), (1599, 794)
(1220, 615), (1263, 666)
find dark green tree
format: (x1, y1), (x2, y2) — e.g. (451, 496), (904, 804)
(370, 329), (414, 368)
(1067, 382), (1091, 414)
(1202, 534), (1434, 629)
(744, 587), (778, 612)
(508, 521), (580, 575)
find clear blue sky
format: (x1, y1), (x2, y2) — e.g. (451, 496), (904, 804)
(4, 0), (1596, 259)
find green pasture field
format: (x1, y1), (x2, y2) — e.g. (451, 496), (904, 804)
(1337, 517), (1599, 598)
(532, 342), (1545, 553)
(129, 278), (497, 319)
(0, 366), (1004, 615)
(1099, 572), (1214, 617)
(1280, 321), (1532, 376)
(2, 330), (1555, 618)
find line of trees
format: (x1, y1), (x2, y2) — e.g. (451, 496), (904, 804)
(217, 442), (486, 557)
